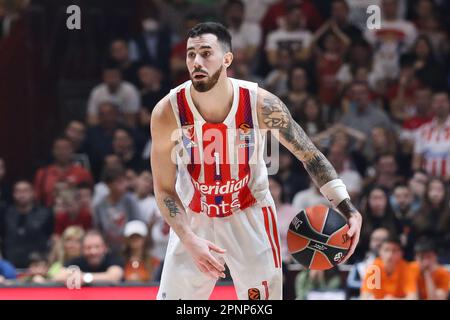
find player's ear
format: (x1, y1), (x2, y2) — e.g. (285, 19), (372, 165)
(223, 52), (233, 68)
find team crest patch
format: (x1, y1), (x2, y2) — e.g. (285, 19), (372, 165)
(182, 124), (195, 140)
(248, 288), (261, 300)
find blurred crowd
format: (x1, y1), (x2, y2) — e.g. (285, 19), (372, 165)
(1, 0), (450, 299)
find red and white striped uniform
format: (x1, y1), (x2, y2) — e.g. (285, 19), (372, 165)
(414, 116), (450, 178)
(157, 78), (282, 300)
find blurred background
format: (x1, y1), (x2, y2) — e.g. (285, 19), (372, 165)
(0, 0), (449, 300)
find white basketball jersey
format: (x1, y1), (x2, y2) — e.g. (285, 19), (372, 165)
(168, 78), (271, 218)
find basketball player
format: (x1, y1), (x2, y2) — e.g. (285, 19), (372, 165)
(151, 22), (362, 300)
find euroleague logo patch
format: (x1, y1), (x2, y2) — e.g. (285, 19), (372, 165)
(248, 288), (261, 300)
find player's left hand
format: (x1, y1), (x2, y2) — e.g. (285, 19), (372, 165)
(340, 211), (362, 264)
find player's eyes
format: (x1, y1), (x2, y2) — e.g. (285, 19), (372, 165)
(202, 51), (211, 58)
(187, 52), (195, 58)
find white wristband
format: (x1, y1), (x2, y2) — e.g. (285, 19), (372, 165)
(319, 179), (350, 208)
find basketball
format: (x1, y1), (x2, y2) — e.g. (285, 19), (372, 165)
(287, 205), (350, 270)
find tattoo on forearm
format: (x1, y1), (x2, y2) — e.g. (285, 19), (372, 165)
(261, 95), (338, 186)
(337, 198), (358, 218)
(163, 197), (181, 218)
(304, 153), (339, 186)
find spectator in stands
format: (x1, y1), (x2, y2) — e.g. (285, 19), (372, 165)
(223, 0), (261, 64)
(346, 228), (389, 298)
(292, 185), (329, 213)
(84, 102), (135, 180)
(92, 154), (124, 208)
(138, 65), (168, 117)
(261, 0), (323, 34)
(388, 55), (424, 124)
(361, 235), (418, 300)
(125, 169), (138, 193)
(0, 256), (16, 284)
(413, 91), (450, 180)
(295, 268), (342, 300)
(54, 230), (124, 285)
(311, 124), (367, 176)
(129, 11), (171, 73)
(296, 97), (326, 137)
(158, 0), (217, 43)
(370, 127), (397, 161)
(326, 141), (362, 201)
(357, 187), (397, 261)
(412, 1), (448, 59)
(269, 176), (297, 264)
(34, 137), (93, 207)
(327, 0), (362, 41)
(112, 128), (145, 172)
(78, 183), (93, 212)
(407, 35), (446, 91)
(264, 47), (294, 97)
(53, 187), (92, 235)
(64, 120), (87, 155)
(400, 87), (433, 147)
(48, 226), (84, 280)
(0, 157), (11, 206)
(93, 167), (143, 254)
(311, 16), (351, 114)
(227, 49), (264, 85)
(86, 65), (141, 128)
(122, 220), (154, 282)
(280, 65), (312, 119)
(275, 148), (310, 203)
(134, 171), (159, 225)
(365, 154), (404, 193)
(410, 238), (450, 300)
(137, 65), (169, 141)
(339, 81), (395, 156)
(1, 181), (53, 268)
(412, 178), (450, 261)
(265, 5), (313, 68)
(390, 183), (418, 260)
(21, 252), (49, 283)
(364, 0), (417, 81)
(407, 169), (429, 201)
(109, 38), (141, 87)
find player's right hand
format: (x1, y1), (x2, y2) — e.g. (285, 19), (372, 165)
(183, 233), (227, 280)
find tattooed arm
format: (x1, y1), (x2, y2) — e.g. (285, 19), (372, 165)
(257, 88), (361, 261)
(150, 96), (226, 279)
(150, 96), (192, 239)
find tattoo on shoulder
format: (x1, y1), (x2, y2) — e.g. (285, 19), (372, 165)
(261, 97), (290, 129)
(163, 197), (180, 218)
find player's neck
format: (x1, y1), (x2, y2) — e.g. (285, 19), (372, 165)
(191, 76), (233, 123)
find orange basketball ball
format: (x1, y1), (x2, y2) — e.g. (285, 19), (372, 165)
(287, 205), (350, 270)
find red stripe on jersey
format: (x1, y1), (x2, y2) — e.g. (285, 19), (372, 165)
(262, 280), (269, 300)
(268, 206), (282, 268)
(177, 89), (194, 125)
(441, 160), (447, 178)
(235, 87), (257, 209)
(263, 207), (279, 268)
(177, 89), (202, 212)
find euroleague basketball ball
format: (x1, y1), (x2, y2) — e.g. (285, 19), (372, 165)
(287, 205), (350, 270)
